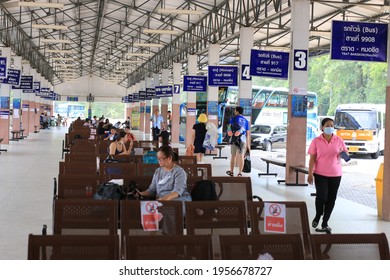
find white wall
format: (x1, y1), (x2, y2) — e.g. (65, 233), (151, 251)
(54, 75), (126, 102)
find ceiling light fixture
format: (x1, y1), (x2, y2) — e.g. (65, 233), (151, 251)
(126, 53), (152, 57)
(120, 60), (142, 64)
(47, 50), (75, 54)
(133, 43), (164, 48)
(32, 24), (68, 30)
(143, 29), (179, 35)
(157, 8), (203, 15)
(42, 39), (72, 44)
(19, 2), (64, 9)
(309, 31), (331, 37)
(51, 58), (74, 61)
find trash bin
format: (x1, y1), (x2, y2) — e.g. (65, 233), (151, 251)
(375, 163), (384, 218)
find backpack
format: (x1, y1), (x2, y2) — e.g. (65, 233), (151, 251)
(143, 150), (158, 164)
(93, 182), (125, 200)
(191, 180), (218, 201)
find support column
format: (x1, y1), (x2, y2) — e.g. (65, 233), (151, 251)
(207, 44), (220, 143)
(28, 67), (36, 134)
(0, 47), (12, 144)
(285, 0), (310, 185)
(239, 28), (254, 144)
(382, 22), (390, 221)
(145, 77), (152, 135)
(161, 68), (170, 130)
(12, 57), (23, 134)
(152, 73), (160, 114)
(171, 63), (181, 144)
(186, 55), (198, 148)
(138, 82), (145, 133)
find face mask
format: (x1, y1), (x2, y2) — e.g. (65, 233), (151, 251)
(323, 127), (335, 135)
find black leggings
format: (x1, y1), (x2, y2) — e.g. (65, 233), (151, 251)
(314, 173), (342, 227)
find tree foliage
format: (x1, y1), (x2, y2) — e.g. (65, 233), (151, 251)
(253, 55), (387, 116)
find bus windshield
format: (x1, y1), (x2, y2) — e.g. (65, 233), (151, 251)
(334, 111), (377, 130)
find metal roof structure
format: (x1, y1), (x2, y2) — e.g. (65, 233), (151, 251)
(1, 0), (390, 96)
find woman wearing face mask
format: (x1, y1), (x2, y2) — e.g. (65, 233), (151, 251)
(308, 117), (348, 232)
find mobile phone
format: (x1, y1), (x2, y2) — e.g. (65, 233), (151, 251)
(340, 151), (350, 162)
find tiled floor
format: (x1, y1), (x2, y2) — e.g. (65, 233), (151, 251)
(0, 126), (389, 260)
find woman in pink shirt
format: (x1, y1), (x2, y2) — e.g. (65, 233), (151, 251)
(308, 117), (348, 232)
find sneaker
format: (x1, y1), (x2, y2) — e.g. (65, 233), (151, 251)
(321, 226), (332, 232)
(312, 218), (319, 228)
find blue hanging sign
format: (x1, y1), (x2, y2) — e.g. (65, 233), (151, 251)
(0, 57), (7, 78)
(183, 76), (207, 92)
(14, 75), (33, 90)
(38, 87), (51, 97)
(133, 92), (139, 101)
(155, 85), (173, 97)
(146, 88), (155, 100)
(208, 66), (238, 86)
(331, 20), (388, 62)
(139, 90), (146, 100)
(0, 69), (21, 85)
(250, 49), (289, 79)
(128, 94), (133, 102)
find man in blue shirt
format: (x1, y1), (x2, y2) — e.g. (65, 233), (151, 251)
(226, 106), (249, 177)
(150, 109), (165, 141)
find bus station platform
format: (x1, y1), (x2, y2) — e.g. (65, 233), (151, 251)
(0, 126), (389, 259)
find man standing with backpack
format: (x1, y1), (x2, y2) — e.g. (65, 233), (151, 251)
(226, 106), (249, 177)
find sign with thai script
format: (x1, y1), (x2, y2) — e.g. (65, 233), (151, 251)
(140, 201), (163, 231)
(183, 76), (207, 92)
(0, 57), (7, 78)
(133, 92), (139, 101)
(264, 202), (286, 233)
(23, 81), (41, 94)
(331, 20), (388, 62)
(146, 88), (156, 100)
(38, 87), (51, 97)
(250, 49), (289, 79)
(67, 96), (78, 101)
(13, 75), (33, 90)
(0, 69), (21, 85)
(208, 66), (238, 86)
(155, 85), (173, 97)
(336, 129), (373, 141)
(139, 90), (146, 100)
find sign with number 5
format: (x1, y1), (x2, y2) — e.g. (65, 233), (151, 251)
(293, 50), (307, 71)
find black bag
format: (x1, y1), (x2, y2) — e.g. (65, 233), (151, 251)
(93, 182), (125, 200)
(191, 180), (218, 201)
(242, 149), (251, 173)
(103, 155), (119, 163)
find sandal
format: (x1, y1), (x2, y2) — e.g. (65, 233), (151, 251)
(226, 171), (234, 177)
(237, 173), (242, 177)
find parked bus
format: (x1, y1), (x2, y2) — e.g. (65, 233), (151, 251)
(334, 103), (385, 159)
(218, 86), (318, 142)
(54, 102), (86, 118)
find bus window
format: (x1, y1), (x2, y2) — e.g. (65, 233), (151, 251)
(253, 92), (266, 108)
(267, 93), (279, 106)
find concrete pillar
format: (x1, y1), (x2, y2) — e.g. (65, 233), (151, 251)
(28, 67), (36, 134)
(138, 82), (145, 133)
(12, 57), (23, 133)
(207, 44), (220, 144)
(0, 47), (12, 144)
(145, 77), (152, 136)
(239, 27), (254, 145)
(382, 22), (390, 221)
(186, 55), (198, 148)
(285, 0), (310, 185)
(171, 63), (181, 144)
(152, 73), (160, 114)
(161, 68), (170, 130)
